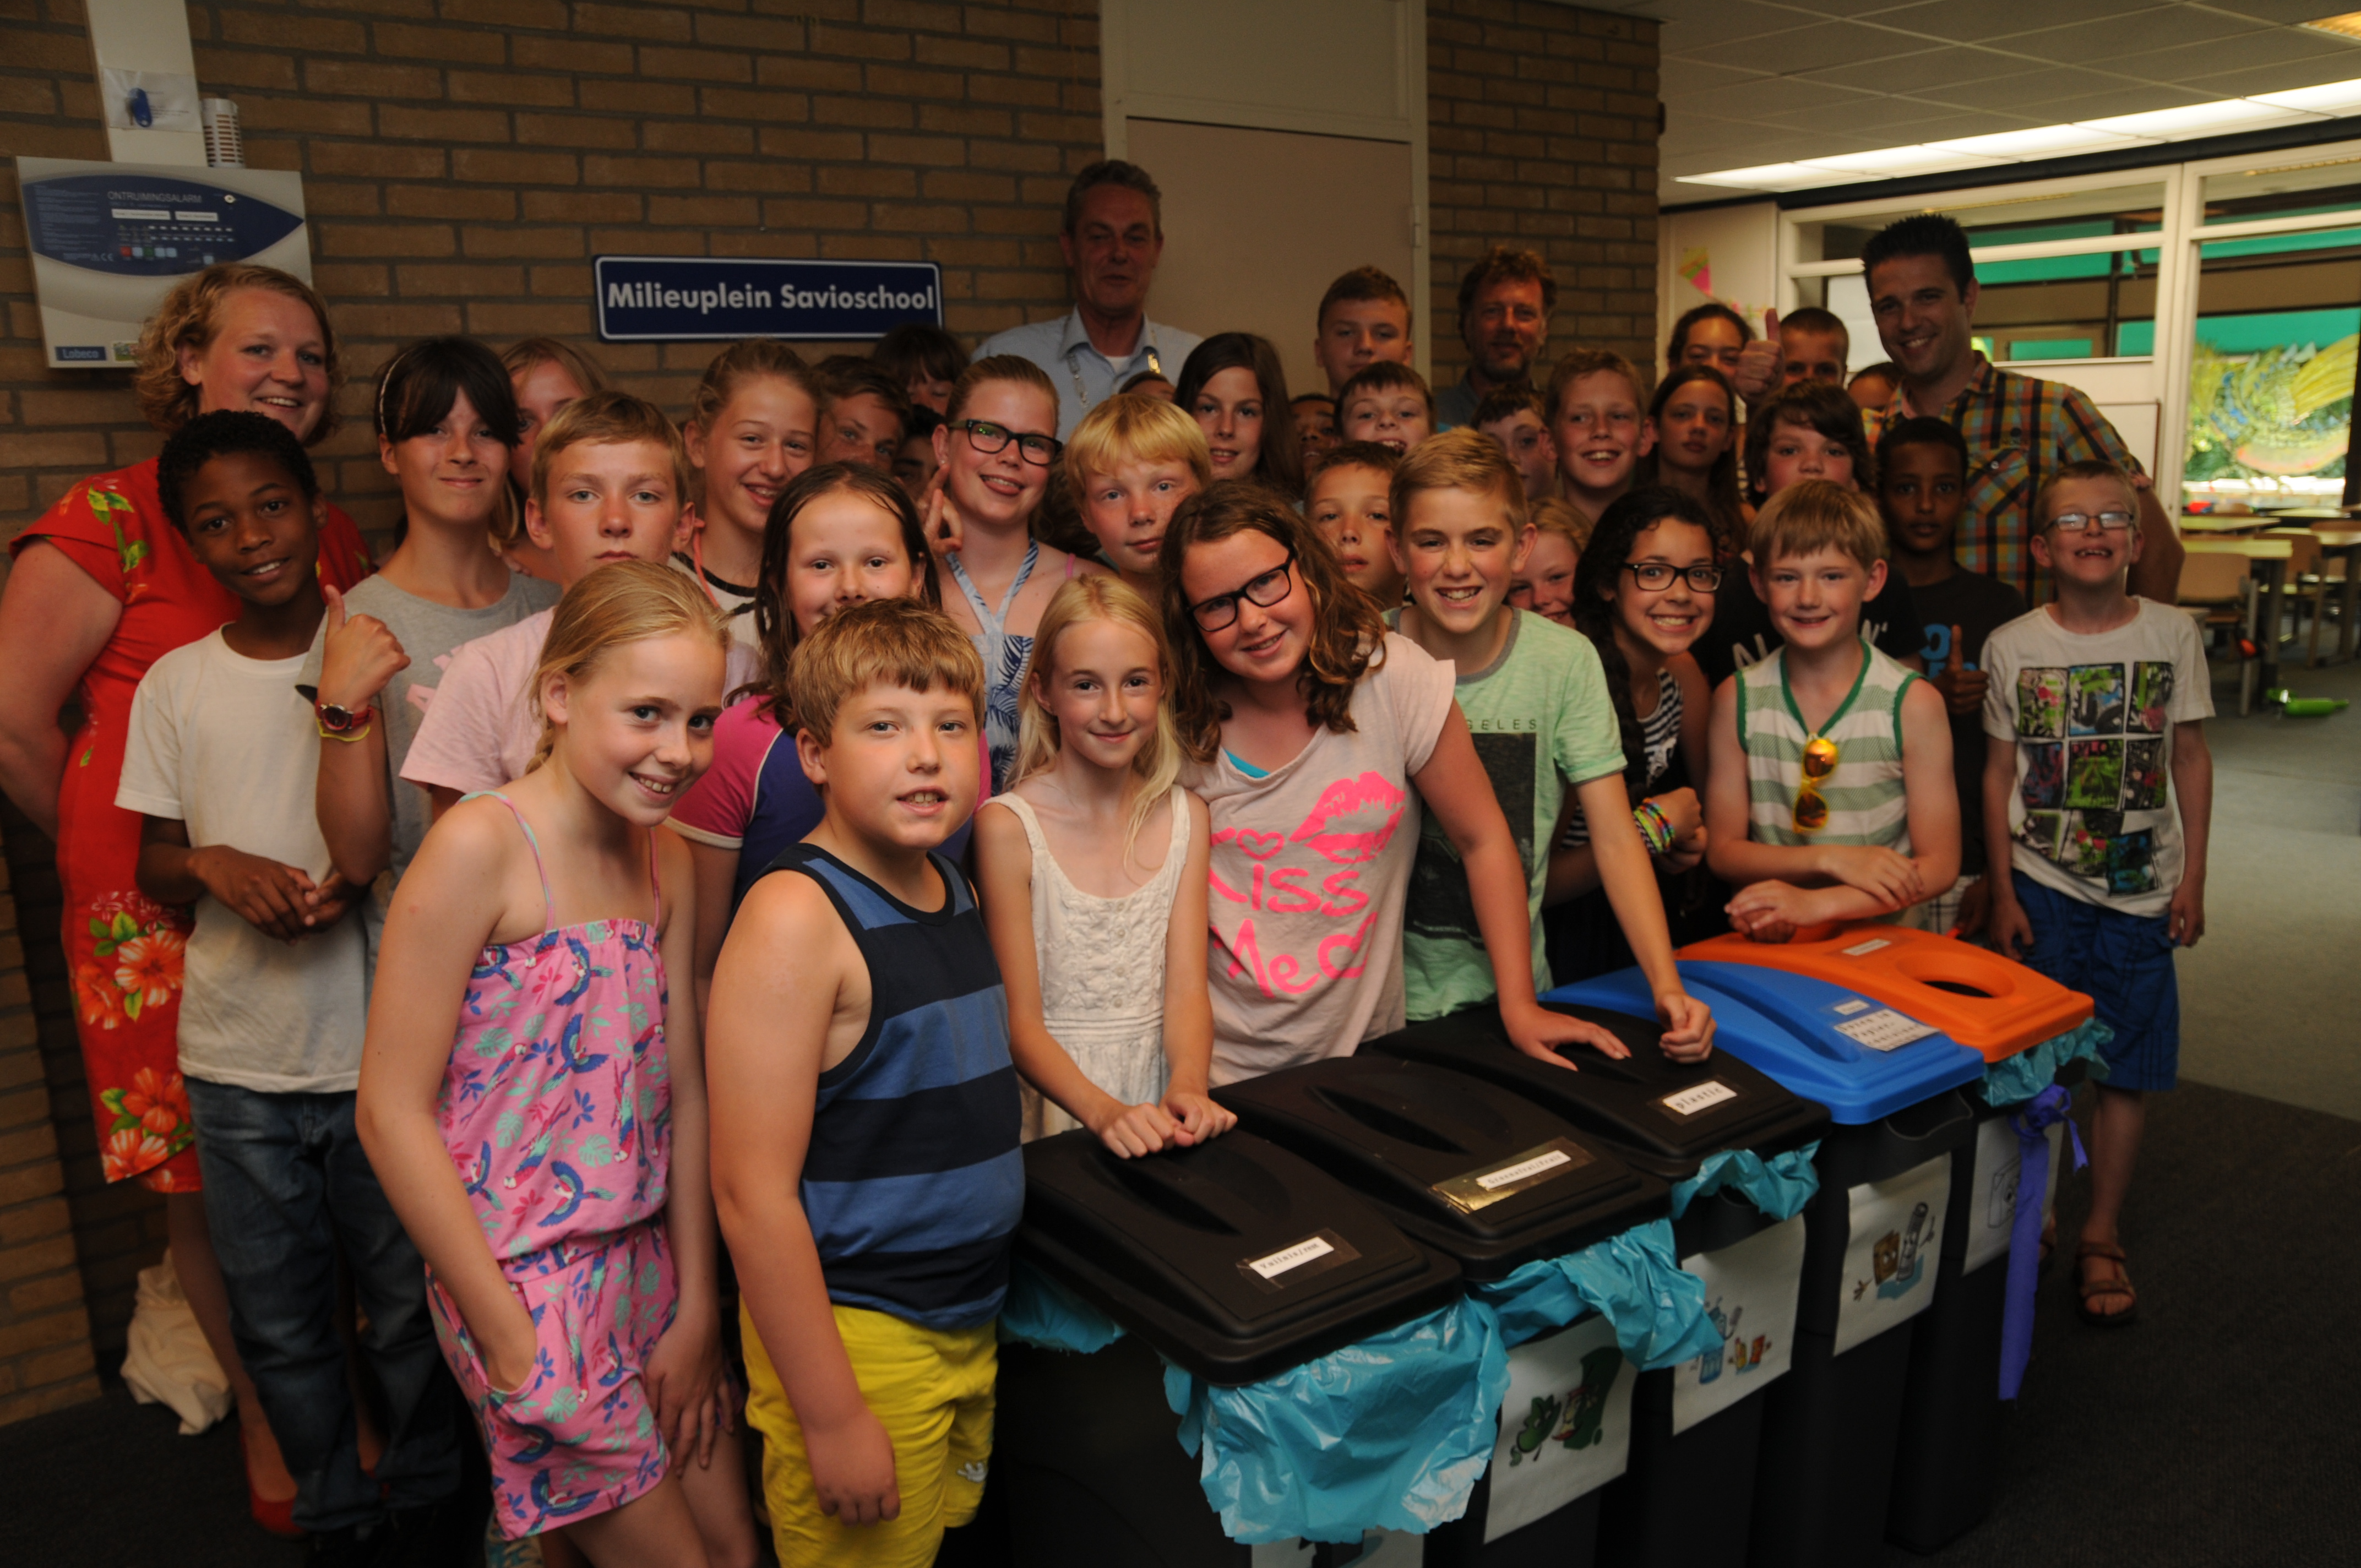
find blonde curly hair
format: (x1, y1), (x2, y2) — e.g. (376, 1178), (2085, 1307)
(132, 264), (340, 443)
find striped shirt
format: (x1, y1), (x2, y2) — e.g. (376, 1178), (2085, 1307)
(1738, 642), (1919, 852)
(1562, 668), (1683, 848)
(1863, 354), (2142, 605)
(768, 844), (1024, 1330)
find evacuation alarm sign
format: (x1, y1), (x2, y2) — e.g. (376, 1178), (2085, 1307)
(593, 256), (944, 342)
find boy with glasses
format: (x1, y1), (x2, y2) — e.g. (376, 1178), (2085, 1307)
(1981, 461), (2211, 1329)
(1704, 481), (1960, 941)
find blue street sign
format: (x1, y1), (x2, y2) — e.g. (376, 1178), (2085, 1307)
(594, 256), (943, 342)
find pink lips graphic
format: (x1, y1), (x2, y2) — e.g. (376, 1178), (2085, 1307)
(1291, 771), (1407, 864)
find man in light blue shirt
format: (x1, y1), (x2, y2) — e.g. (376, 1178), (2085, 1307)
(976, 160), (1203, 439)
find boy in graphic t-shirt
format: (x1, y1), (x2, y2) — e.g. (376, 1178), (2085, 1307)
(1982, 460), (2212, 1330)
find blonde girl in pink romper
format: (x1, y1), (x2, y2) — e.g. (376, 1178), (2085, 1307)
(358, 563), (758, 1566)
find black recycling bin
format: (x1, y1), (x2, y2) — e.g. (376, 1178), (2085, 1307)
(1365, 999), (1829, 1568)
(1213, 1057), (1672, 1568)
(999, 1128), (1463, 1567)
(1886, 1057), (2088, 1555)
(1747, 1090), (1976, 1568)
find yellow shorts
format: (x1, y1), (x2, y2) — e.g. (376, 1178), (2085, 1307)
(742, 1300), (997, 1568)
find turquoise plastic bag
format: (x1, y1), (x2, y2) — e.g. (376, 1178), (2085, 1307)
(1160, 1297), (1510, 1544)
(995, 1260), (1127, 1355)
(1977, 1020), (2113, 1108)
(1668, 1141), (1821, 1222)
(1468, 1219), (1720, 1368)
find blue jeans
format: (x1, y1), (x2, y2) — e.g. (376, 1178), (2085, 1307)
(185, 1079), (461, 1533)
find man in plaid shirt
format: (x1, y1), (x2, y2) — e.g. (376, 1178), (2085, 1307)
(1849, 214), (2184, 606)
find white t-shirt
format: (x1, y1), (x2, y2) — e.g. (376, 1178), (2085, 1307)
(1981, 598), (2213, 917)
(1183, 633), (1458, 1085)
(117, 630), (369, 1093)
(400, 607), (759, 797)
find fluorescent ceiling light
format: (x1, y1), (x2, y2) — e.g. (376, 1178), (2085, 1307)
(2253, 77), (2361, 113)
(2076, 101), (2312, 138)
(2302, 12), (2361, 41)
(1801, 145), (2011, 176)
(1674, 163), (1876, 191)
(1676, 77), (2361, 193)
(1924, 126), (2147, 159)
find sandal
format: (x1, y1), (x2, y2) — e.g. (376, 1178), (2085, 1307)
(2075, 1241), (2139, 1327)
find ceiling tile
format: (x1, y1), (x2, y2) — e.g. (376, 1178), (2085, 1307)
(2106, 30), (2361, 84)
(1795, 43), (2036, 94)
(2011, 8), (2280, 61)
(2184, 57), (2361, 97)
(2189, 0), (2359, 22)
(1853, 0), (2180, 46)
(1896, 67), (2176, 111)
(1678, 18), (1935, 73)
(1661, 59), (1787, 99)
(1658, 2), (1838, 55)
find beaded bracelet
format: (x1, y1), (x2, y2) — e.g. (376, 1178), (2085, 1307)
(1633, 799), (1675, 857)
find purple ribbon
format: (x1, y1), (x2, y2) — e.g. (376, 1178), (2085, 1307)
(1999, 1085), (2087, 1400)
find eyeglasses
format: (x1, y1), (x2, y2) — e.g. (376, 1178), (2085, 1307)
(1622, 562), (1724, 592)
(958, 419), (1063, 466)
(1793, 735), (1839, 834)
(2047, 510), (2134, 534)
(1189, 551), (1297, 632)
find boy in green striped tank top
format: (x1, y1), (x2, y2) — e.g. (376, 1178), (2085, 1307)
(1704, 481), (1959, 941)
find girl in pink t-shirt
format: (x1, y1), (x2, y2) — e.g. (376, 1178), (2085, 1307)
(1160, 482), (1605, 1084)
(670, 465), (953, 1016)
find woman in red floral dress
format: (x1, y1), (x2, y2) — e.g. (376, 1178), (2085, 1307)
(0, 265), (372, 1528)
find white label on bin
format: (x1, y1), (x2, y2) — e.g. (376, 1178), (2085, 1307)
(1964, 1116), (2069, 1276)
(1833, 998), (1872, 1016)
(1841, 937), (1892, 956)
(1834, 1155), (1952, 1355)
(1484, 1314), (1632, 1543)
(1481, 1148), (1572, 1189)
(1834, 1009), (1936, 1052)
(1672, 1215), (1808, 1435)
(1660, 1080), (1738, 1118)
(1245, 1234), (1335, 1280)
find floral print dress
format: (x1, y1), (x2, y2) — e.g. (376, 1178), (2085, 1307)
(14, 459), (371, 1189)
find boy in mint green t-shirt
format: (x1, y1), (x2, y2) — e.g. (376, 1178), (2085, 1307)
(1388, 431), (1713, 1057)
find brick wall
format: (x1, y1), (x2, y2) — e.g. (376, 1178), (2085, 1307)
(0, 800), (102, 1426)
(1426, 0), (1661, 388)
(3, 0), (1103, 553)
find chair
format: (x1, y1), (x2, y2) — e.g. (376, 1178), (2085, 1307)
(2176, 551), (2253, 657)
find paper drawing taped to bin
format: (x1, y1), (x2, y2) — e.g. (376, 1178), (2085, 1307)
(1835, 1157), (1950, 1355)
(1484, 1314), (1633, 1543)
(1672, 1216), (1805, 1435)
(1965, 1115), (2068, 1275)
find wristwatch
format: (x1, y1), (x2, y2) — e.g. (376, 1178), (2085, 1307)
(315, 700), (376, 735)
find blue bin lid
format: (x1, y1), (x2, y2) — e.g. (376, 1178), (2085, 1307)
(1540, 962), (1985, 1125)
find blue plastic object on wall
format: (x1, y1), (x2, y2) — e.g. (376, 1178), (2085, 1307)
(1541, 963), (1984, 1125)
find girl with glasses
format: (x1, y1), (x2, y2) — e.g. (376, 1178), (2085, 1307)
(1546, 488), (1723, 976)
(927, 355), (1109, 790)
(1157, 481), (1602, 1084)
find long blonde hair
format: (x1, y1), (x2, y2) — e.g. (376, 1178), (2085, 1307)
(1012, 576), (1184, 865)
(530, 561), (732, 770)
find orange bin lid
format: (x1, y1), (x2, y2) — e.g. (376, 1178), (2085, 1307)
(1678, 924), (2093, 1063)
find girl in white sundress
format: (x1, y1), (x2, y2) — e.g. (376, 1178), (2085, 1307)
(972, 576), (1236, 1156)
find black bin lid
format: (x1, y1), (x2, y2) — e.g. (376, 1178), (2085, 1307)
(1364, 1004), (1831, 1183)
(1212, 1057), (1666, 1282)
(1016, 1128), (1464, 1387)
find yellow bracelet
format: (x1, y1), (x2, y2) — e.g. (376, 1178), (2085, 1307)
(317, 718), (374, 744)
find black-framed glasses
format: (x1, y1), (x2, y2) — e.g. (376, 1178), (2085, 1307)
(1622, 562), (1724, 592)
(2047, 510), (2134, 534)
(1189, 550), (1297, 632)
(958, 419), (1062, 466)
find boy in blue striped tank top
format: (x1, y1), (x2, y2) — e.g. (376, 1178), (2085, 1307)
(706, 598), (1022, 1567)
(1704, 481), (1960, 941)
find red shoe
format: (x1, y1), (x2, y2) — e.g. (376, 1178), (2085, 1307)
(243, 1422), (304, 1539)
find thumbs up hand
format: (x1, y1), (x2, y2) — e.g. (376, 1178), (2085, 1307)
(1731, 307), (1783, 404)
(1931, 624), (1987, 716)
(317, 583), (409, 714)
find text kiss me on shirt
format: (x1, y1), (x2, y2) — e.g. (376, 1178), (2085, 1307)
(1210, 771), (1405, 998)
